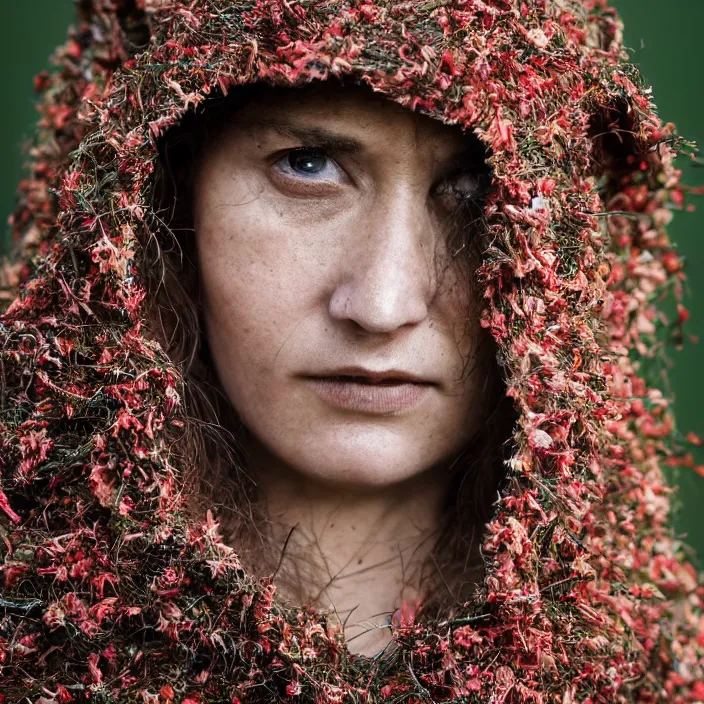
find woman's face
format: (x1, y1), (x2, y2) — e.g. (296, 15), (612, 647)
(193, 84), (494, 489)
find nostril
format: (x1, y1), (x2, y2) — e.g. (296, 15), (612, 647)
(328, 274), (430, 334)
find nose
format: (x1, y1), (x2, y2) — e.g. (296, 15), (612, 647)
(328, 188), (436, 334)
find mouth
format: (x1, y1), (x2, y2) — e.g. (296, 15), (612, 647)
(319, 375), (432, 386)
(303, 371), (433, 414)
(310, 367), (434, 386)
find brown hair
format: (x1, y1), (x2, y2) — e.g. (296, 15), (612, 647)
(141, 80), (516, 615)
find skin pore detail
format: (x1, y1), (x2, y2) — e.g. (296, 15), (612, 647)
(192, 83), (495, 656)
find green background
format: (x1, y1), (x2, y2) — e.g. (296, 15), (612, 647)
(1, 2), (702, 555)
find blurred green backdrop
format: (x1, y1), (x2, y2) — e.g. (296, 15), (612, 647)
(1, 2), (702, 556)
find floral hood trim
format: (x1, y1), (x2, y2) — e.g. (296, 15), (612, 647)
(1, 1), (702, 702)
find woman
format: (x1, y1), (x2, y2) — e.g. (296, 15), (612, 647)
(0, 0), (702, 702)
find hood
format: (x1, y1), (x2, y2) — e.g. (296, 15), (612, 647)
(1, 1), (703, 702)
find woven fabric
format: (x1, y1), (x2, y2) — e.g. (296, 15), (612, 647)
(1, 1), (702, 701)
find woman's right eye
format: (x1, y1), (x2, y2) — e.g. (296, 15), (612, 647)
(274, 148), (347, 183)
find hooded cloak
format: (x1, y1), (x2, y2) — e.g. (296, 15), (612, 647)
(1, 0), (702, 702)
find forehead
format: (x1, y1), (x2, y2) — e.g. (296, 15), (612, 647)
(225, 81), (471, 155)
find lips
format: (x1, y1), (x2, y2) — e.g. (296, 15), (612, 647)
(304, 373), (433, 413)
(323, 375), (428, 386)
(311, 367), (433, 386)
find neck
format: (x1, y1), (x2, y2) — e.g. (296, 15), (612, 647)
(249, 444), (451, 656)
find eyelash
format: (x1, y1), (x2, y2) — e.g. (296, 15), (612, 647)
(273, 147), (487, 204)
(434, 173), (487, 204)
(273, 148), (346, 182)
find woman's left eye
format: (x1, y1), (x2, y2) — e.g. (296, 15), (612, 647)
(274, 148), (346, 182)
(434, 172), (485, 203)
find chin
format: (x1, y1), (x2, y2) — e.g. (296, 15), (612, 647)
(280, 429), (451, 490)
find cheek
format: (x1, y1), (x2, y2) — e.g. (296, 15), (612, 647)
(197, 224), (300, 386)
(433, 264), (494, 431)
(435, 264), (482, 363)
(193, 173), (330, 423)
(194, 159), (342, 300)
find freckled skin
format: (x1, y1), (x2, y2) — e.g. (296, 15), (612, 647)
(193, 84), (491, 491)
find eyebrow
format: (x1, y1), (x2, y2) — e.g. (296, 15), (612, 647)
(249, 118), (364, 155)
(232, 115), (488, 172)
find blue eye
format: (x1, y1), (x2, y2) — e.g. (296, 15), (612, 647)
(275, 148), (346, 183)
(288, 150), (327, 174)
